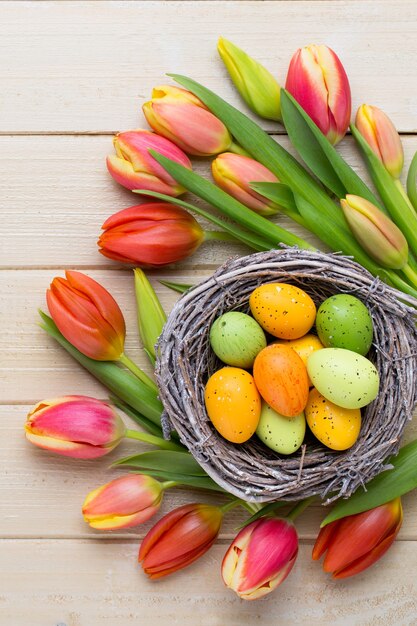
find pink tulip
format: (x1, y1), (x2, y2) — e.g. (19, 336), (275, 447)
(212, 152), (280, 216)
(355, 105), (404, 178)
(222, 517), (298, 600)
(286, 45), (351, 145)
(82, 474), (163, 530)
(143, 85), (232, 156)
(25, 396), (126, 459)
(106, 129), (192, 196)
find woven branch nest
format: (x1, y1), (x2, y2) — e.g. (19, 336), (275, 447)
(155, 248), (417, 503)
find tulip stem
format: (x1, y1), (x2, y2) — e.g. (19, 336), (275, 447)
(119, 353), (159, 394)
(394, 178), (417, 215)
(402, 263), (417, 289)
(203, 230), (241, 243)
(161, 480), (179, 490)
(286, 496), (316, 521)
(229, 140), (252, 158)
(220, 499), (247, 515)
(407, 152), (417, 212)
(124, 428), (184, 452)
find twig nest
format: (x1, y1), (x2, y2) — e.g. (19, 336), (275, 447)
(155, 248), (417, 503)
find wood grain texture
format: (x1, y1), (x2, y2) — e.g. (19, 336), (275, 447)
(1, 1), (417, 133)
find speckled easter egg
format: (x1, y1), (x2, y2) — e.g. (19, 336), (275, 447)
(256, 402), (306, 455)
(316, 294), (373, 355)
(275, 334), (324, 386)
(305, 388), (361, 450)
(209, 312), (266, 368)
(307, 348), (379, 409)
(204, 367), (261, 443)
(249, 283), (316, 339)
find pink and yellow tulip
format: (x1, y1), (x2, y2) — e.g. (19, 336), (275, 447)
(143, 85), (232, 156)
(355, 105), (404, 179)
(25, 396), (126, 459)
(98, 202), (205, 267)
(212, 153), (281, 216)
(107, 129), (192, 195)
(46, 270), (126, 361)
(313, 498), (403, 579)
(82, 474), (163, 530)
(222, 517), (298, 600)
(285, 44), (351, 145)
(139, 503), (223, 579)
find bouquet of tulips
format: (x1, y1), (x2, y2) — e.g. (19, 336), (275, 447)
(25, 39), (417, 599)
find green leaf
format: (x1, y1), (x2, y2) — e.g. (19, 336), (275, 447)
(113, 450), (207, 476)
(280, 90), (381, 206)
(131, 470), (226, 492)
(236, 501), (288, 529)
(134, 268), (166, 364)
(249, 182), (306, 226)
(407, 151), (417, 212)
(109, 395), (165, 438)
(159, 280), (193, 294)
(321, 440), (417, 526)
(39, 312), (164, 427)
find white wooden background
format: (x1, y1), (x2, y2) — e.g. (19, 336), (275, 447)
(1, 2), (417, 624)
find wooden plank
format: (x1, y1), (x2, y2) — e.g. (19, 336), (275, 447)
(1, 134), (417, 268)
(0, 539), (416, 626)
(1, 1), (417, 133)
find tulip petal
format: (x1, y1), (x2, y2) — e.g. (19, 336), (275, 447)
(83, 475), (161, 517)
(332, 527), (400, 579)
(86, 506), (161, 530)
(24, 430), (111, 459)
(312, 521), (339, 560)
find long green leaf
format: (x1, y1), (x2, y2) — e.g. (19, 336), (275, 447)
(321, 440), (417, 526)
(131, 470), (226, 492)
(407, 151), (417, 212)
(113, 450), (207, 476)
(159, 280), (193, 294)
(39, 312), (164, 426)
(281, 90), (381, 206)
(249, 182), (306, 226)
(110, 396), (165, 438)
(236, 501), (289, 529)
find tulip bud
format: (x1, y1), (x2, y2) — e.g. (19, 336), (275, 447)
(143, 85), (232, 156)
(107, 129), (192, 196)
(341, 194), (408, 269)
(139, 503), (223, 579)
(98, 202), (205, 267)
(285, 44), (351, 145)
(25, 396), (126, 459)
(82, 474), (163, 530)
(46, 270), (126, 361)
(222, 518), (298, 600)
(355, 105), (404, 179)
(212, 153), (281, 216)
(217, 37), (281, 121)
(134, 269), (166, 363)
(313, 498), (403, 579)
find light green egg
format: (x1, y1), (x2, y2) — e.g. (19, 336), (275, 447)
(210, 311), (266, 368)
(256, 402), (306, 455)
(307, 348), (379, 409)
(316, 294), (373, 355)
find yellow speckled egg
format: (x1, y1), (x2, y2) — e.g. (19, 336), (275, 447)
(249, 283), (316, 339)
(204, 367), (261, 443)
(305, 388), (361, 451)
(275, 334), (324, 386)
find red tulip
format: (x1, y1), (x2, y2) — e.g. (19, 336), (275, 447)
(106, 129), (192, 196)
(286, 44), (351, 145)
(222, 517), (298, 600)
(355, 105), (404, 178)
(25, 395), (126, 459)
(139, 503), (223, 579)
(312, 498), (403, 579)
(143, 85), (232, 156)
(98, 202), (205, 267)
(82, 474), (163, 530)
(46, 270), (126, 360)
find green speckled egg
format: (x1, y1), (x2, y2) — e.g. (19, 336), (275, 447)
(210, 312), (266, 368)
(307, 348), (379, 409)
(256, 402), (306, 455)
(316, 294), (373, 355)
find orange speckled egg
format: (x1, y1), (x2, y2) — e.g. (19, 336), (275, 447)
(253, 344), (309, 417)
(249, 283), (316, 339)
(275, 334), (324, 386)
(305, 388), (361, 450)
(204, 367), (261, 443)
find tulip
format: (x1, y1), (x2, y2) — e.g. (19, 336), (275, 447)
(24, 395), (126, 459)
(46, 270), (126, 361)
(82, 474), (164, 530)
(143, 85), (232, 156)
(212, 152), (281, 216)
(107, 129), (192, 196)
(355, 105), (404, 179)
(217, 37), (281, 121)
(285, 44), (351, 145)
(134, 268), (166, 364)
(313, 498), (403, 579)
(98, 202), (205, 267)
(222, 518), (298, 600)
(139, 503), (223, 579)
(341, 194), (408, 269)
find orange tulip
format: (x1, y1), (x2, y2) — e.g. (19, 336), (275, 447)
(313, 498), (403, 579)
